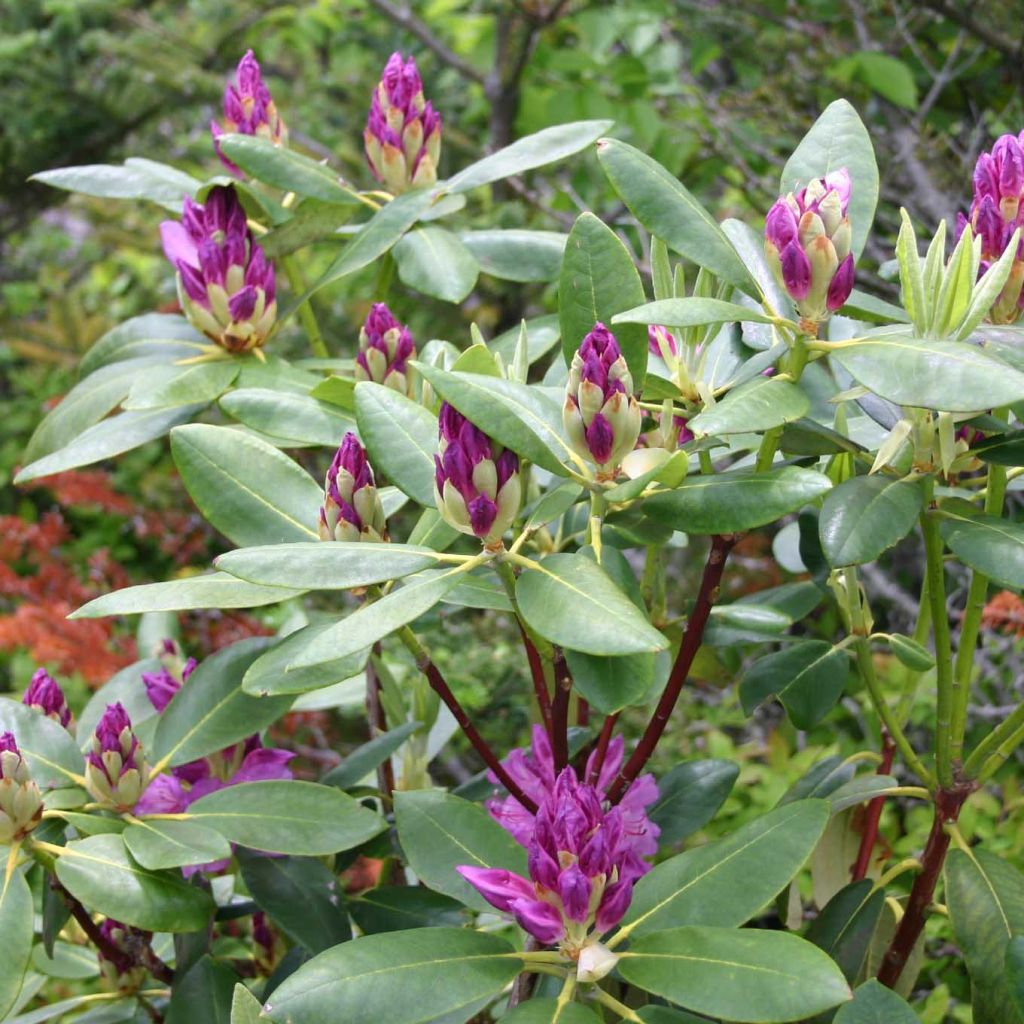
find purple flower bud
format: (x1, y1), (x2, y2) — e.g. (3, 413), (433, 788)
(647, 325), (678, 359)
(455, 867), (535, 913)
(319, 432), (388, 543)
(96, 918), (151, 989)
(826, 253), (855, 312)
(0, 731), (43, 843)
(510, 898), (566, 945)
(22, 668), (72, 728)
(85, 704), (149, 811)
(364, 53), (442, 194)
(434, 403), (521, 547)
(354, 302), (416, 396)
(212, 50), (288, 175)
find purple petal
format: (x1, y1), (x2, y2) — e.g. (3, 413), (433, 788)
(509, 897), (565, 945)
(160, 221), (198, 267)
(765, 199), (798, 249)
(557, 863), (592, 922)
(595, 880), (634, 932)
(585, 413), (615, 464)
(780, 240), (811, 301)
(456, 866), (534, 912)
(228, 285), (258, 321)
(136, 775), (188, 815)
(826, 253), (856, 312)
(231, 748), (295, 785)
(467, 494), (499, 538)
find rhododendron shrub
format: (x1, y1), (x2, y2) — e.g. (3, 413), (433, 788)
(9, 39), (1024, 1024)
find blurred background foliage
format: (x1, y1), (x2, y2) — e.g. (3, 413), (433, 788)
(3, 4), (1024, 1014)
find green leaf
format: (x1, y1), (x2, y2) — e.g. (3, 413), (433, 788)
(444, 120), (612, 195)
(516, 553), (667, 656)
(946, 848), (1024, 1024)
(184, 780), (385, 855)
(780, 99), (878, 262)
(238, 850), (350, 954)
(492, 315), (562, 365)
(15, 405), (204, 484)
(834, 980), (920, 1023)
(415, 364), (575, 475)
(31, 160), (199, 210)
(355, 381), (438, 506)
(54, 834), (214, 932)
(1006, 936), (1024, 1019)
(739, 641), (850, 729)
(215, 135), (359, 205)
(219, 388), (354, 446)
(322, 722), (422, 790)
(0, 871), (33, 1019)
(124, 361), (239, 411)
(559, 212), (648, 388)
(260, 200), (356, 258)
(303, 189), (434, 300)
(643, 467), (832, 535)
(348, 886), (466, 935)
(850, 52), (918, 110)
(0, 698), (84, 789)
(71, 572), (304, 618)
(167, 956), (237, 1024)
(2, 994), (137, 1024)
(974, 430), (1024, 467)
(619, 926), (851, 1023)
(688, 376), (810, 437)
(649, 759), (740, 847)
(831, 334), (1024, 412)
(722, 219), (794, 319)
(504, 1001), (603, 1024)
(622, 800), (829, 937)
(597, 139), (756, 295)
(30, 940), (100, 980)
(460, 230), (566, 282)
(79, 314), (206, 376)
(262, 927), (521, 1024)
(216, 542), (445, 590)
(393, 790), (528, 912)
(171, 423), (321, 546)
(393, 225), (479, 302)
(614, 297), (771, 328)
(940, 509), (1024, 589)
(152, 638), (290, 767)
(232, 984), (265, 1024)
(819, 475), (926, 567)
(886, 633), (936, 672)
(123, 819), (233, 870)
(807, 880), (886, 982)
(563, 650), (655, 714)
(242, 623), (369, 698)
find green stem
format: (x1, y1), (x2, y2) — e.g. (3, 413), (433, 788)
(965, 699), (1024, 779)
(755, 426), (783, 471)
(895, 573), (931, 726)
(590, 986), (643, 1023)
(921, 499), (955, 787)
(281, 254), (329, 359)
(698, 449), (714, 475)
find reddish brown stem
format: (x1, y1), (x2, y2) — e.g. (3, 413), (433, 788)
(550, 654), (572, 771)
(851, 733), (897, 882)
(418, 658), (538, 814)
(519, 624), (553, 734)
(608, 534), (736, 803)
(577, 698), (590, 728)
(878, 786), (972, 988)
(587, 713), (620, 785)
(366, 650), (396, 801)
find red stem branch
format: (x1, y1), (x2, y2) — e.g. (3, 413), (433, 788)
(587, 713), (620, 785)
(550, 654), (572, 771)
(607, 534), (736, 803)
(519, 624), (553, 734)
(851, 733), (897, 882)
(366, 650), (397, 802)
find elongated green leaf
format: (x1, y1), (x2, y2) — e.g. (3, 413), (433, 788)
(0, 698), (84, 788)
(517, 553), (667, 656)
(3, 993), (136, 1024)
(184, 781), (385, 855)
(597, 139), (756, 295)
(974, 430), (1024, 467)
(153, 638), (290, 767)
(644, 467), (831, 534)
(940, 509), (1024, 589)
(563, 650), (655, 713)
(349, 886), (465, 935)
(415, 364), (575, 475)
(946, 848), (1024, 1024)
(688, 376), (810, 437)
(242, 623), (369, 697)
(219, 388), (354, 446)
(781, 99), (878, 262)
(622, 800), (829, 937)
(394, 790), (528, 911)
(232, 984), (264, 1024)
(80, 314), (206, 376)
(834, 980), (920, 1023)
(444, 120), (612, 194)
(54, 835), (214, 931)
(723, 219), (794, 319)
(16, 405), (204, 484)
(123, 819), (232, 870)
(820, 475), (925, 567)
(619, 926), (851, 1023)
(1006, 936), (1024, 1019)
(649, 760), (740, 848)
(31, 161), (199, 210)
(216, 542), (443, 590)
(124, 361), (239, 411)
(216, 135), (359, 204)
(263, 927), (520, 1024)
(260, 200), (356, 257)
(740, 641), (850, 729)
(304, 189), (434, 300)
(831, 334), (1024, 412)
(167, 956), (237, 1024)
(323, 721), (422, 790)
(0, 871), (33, 1019)
(559, 212), (648, 387)
(72, 572), (303, 619)
(393, 225), (479, 302)
(492, 315), (562, 365)
(504, 1001), (602, 1024)
(807, 880), (886, 982)
(355, 381), (438, 506)
(171, 423), (321, 546)
(460, 230), (566, 282)
(31, 940), (100, 980)
(614, 297), (771, 328)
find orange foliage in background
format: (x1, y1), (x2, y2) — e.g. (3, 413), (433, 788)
(983, 590), (1024, 637)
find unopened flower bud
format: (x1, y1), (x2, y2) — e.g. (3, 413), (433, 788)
(22, 668), (72, 729)
(354, 303), (416, 396)
(765, 169), (854, 329)
(577, 940), (620, 983)
(434, 404), (521, 548)
(364, 52), (442, 194)
(319, 433), (388, 542)
(85, 704), (149, 812)
(0, 733), (43, 843)
(564, 323), (641, 475)
(97, 918), (150, 992)
(211, 50), (288, 176)
(160, 186), (276, 353)
(141, 641), (196, 713)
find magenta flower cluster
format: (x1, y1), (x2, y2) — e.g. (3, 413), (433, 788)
(22, 668), (72, 727)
